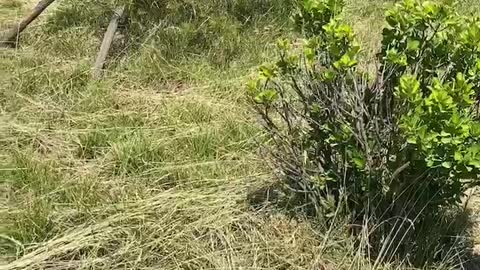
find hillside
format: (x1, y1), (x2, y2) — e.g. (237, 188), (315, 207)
(1, 0), (480, 269)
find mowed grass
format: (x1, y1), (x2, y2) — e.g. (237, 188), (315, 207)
(1, 0), (480, 269)
(0, 0), (24, 24)
(0, 1), (334, 269)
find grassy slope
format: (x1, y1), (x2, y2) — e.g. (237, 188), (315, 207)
(0, 1), (348, 269)
(0, 0), (479, 269)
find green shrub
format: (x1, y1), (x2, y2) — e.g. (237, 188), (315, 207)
(249, 0), (480, 265)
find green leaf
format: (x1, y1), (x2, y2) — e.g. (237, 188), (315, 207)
(469, 159), (480, 168)
(407, 137), (417, 144)
(451, 113), (461, 126)
(427, 86), (454, 111)
(454, 151), (463, 161)
(353, 157), (366, 170)
(398, 74), (421, 102)
(335, 23), (354, 40)
(259, 65), (276, 79)
(427, 158), (435, 167)
(407, 39), (420, 51)
(304, 47), (315, 62)
(247, 80), (258, 93)
(471, 123), (480, 136)
(334, 53), (358, 69)
(422, 1), (439, 16)
(277, 38), (292, 50)
(441, 137), (452, 143)
(442, 161), (452, 168)
(323, 69), (336, 81)
(386, 49), (408, 66)
(254, 89), (278, 105)
(404, 0), (415, 9)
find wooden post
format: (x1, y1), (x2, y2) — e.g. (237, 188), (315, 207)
(0, 0), (56, 48)
(93, 6), (126, 80)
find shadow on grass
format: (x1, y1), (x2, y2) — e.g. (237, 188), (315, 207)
(247, 181), (480, 269)
(465, 256), (480, 270)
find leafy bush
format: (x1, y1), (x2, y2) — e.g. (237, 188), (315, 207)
(249, 0), (480, 265)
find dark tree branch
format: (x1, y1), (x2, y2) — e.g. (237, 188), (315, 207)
(93, 6), (126, 80)
(0, 0), (56, 48)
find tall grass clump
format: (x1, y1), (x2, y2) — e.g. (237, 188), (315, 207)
(249, 0), (480, 266)
(42, 0), (292, 77)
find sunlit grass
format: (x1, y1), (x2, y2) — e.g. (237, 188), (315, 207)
(1, 0), (480, 269)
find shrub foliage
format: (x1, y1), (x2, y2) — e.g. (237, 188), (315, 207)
(249, 0), (480, 264)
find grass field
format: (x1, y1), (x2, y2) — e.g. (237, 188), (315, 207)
(1, 0), (480, 269)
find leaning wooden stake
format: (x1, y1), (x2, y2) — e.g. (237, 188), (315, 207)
(93, 6), (126, 80)
(0, 0), (56, 48)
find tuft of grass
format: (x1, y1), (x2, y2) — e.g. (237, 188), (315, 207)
(75, 130), (117, 160)
(108, 131), (167, 176)
(0, 0), (22, 9)
(0, 0), (24, 24)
